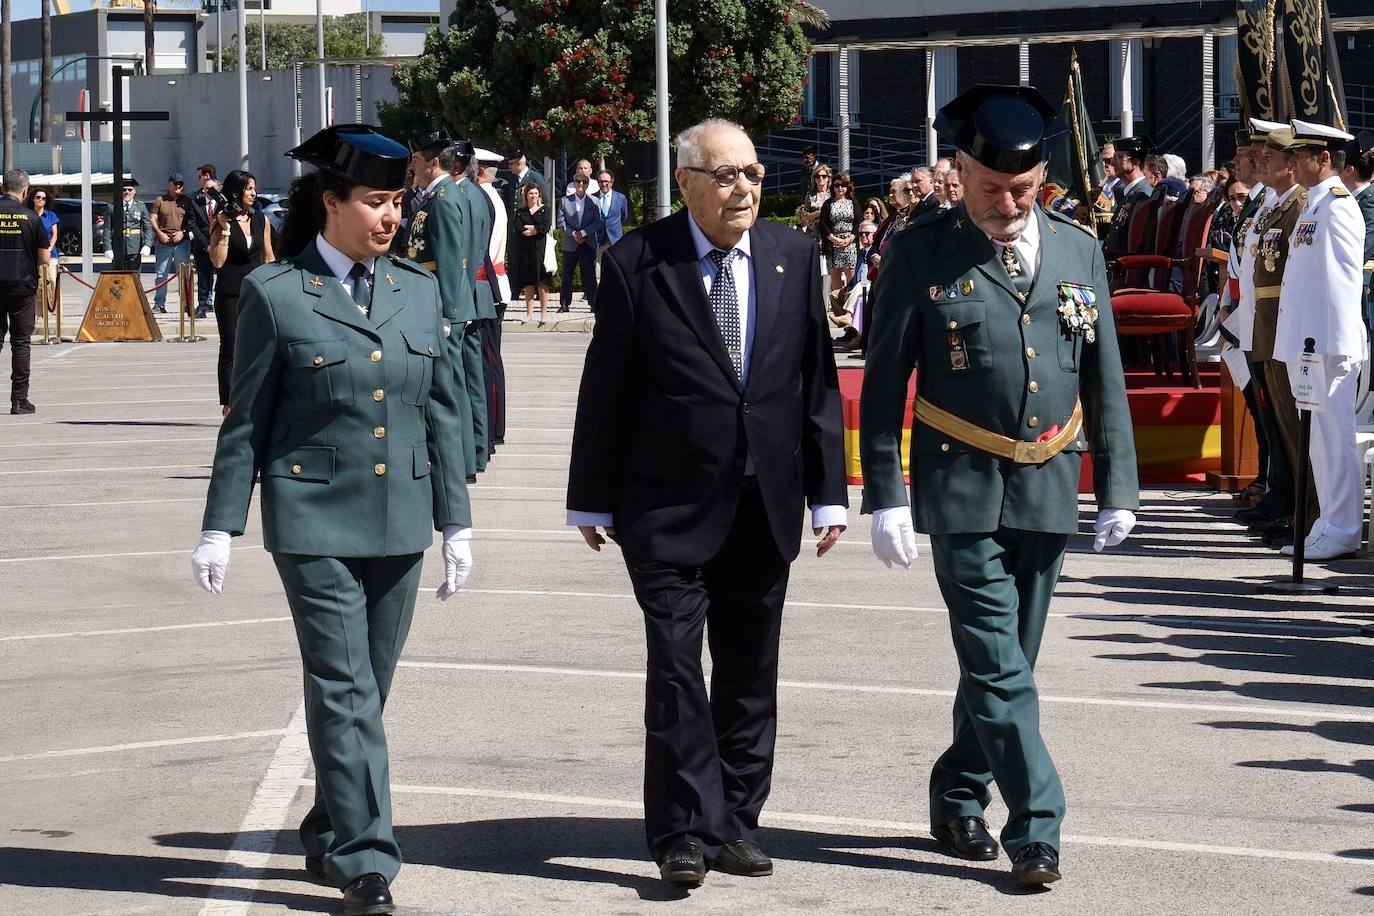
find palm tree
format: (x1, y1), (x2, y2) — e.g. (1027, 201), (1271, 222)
(40, 0), (52, 142)
(144, 0), (157, 75)
(2, 0), (12, 173)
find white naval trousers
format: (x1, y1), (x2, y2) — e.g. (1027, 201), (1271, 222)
(1289, 356), (1365, 548)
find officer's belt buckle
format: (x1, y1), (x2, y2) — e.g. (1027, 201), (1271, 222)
(1012, 440), (1047, 464)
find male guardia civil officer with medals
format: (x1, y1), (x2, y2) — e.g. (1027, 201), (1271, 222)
(447, 140), (494, 472)
(1102, 135), (1153, 255)
(1273, 120), (1369, 561)
(407, 130), (481, 480)
(1240, 122), (1310, 547)
(191, 125), (473, 916)
(860, 85), (1139, 888)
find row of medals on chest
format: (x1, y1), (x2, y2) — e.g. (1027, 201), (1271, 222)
(1246, 197), (1323, 273)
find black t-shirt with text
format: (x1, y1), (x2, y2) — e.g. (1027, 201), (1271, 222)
(0, 195), (47, 298)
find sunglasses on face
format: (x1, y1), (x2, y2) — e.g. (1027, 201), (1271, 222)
(685, 163), (767, 187)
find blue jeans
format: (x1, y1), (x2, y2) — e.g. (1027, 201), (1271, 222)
(153, 240), (190, 308)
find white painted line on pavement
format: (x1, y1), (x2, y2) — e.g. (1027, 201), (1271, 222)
(0, 496), (203, 511)
(0, 436), (217, 450)
(0, 462), (206, 476)
(198, 704), (312, 916)
(0, 728), (288, 763)
(0, 543), (261, 564)
(362, 781), (1374, 868)
(398, 660), (1374, 723)
(39, 398), (219, 407)
(0, 616), (290, 642)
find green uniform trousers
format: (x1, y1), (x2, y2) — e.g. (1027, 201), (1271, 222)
(462, 320), (488, 471)
(928, 529), (1067, 856)
(273, 551), (425, 887)
(443, 329), (477, 476)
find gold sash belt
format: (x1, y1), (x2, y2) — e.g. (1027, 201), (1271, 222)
(417, 260), (438, 271)
(1253, 285), (1283, 298)
(914, 397), (1083, 465)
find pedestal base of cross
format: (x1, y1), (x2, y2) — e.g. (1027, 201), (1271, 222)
(76, 271), (162, 342)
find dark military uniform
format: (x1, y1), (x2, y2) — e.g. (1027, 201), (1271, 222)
(104, 190), (154, 261)
(861, 86), (1139, 875)
(199, 127), (471, 897)
(0, 191), (48, 411)
(452, 175), (492, 470)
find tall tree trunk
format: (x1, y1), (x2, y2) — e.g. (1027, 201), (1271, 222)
(144, 0), (157, 75)
(2, 0), (13, 173)
(40, 0), (51, 142)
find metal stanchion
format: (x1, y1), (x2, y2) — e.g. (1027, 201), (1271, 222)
(34, 267), (55, 345)
(167, 261), (206, 343)
(1257, 338), (1338, 595)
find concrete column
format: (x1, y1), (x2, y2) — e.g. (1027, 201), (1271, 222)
(837, 45), (851, 175)
(1019, 40), (1030, 86)
(1120, 39), (1134, 139)
(925, 48), (937, 166)
(1201, 30), (1216, 170)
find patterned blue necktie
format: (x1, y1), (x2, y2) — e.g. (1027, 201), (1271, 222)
(707, 249), (742, 379)
(348, 262), (372, 317)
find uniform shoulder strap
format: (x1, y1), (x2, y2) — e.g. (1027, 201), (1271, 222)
(1331, 184), (1350, 198)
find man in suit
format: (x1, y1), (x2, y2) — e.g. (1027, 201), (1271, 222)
(407, 130), (480, 480)
(861, 84), (1139, 888)
(592, 168), (630, 278)
(910, 166), (939, 218)
(505, 149), (549, 217)
(1103, 135), (1154, 255)
(567, 118), (848, 887)
(558, 174), (601, 312)
(188, 163), (219, 318)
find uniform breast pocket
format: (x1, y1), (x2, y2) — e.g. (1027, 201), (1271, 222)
(1057, 328), (1082, 372)
(928, 300), (992, 373)
(401, 329), (439, 406)
(285, 340), (353, 407)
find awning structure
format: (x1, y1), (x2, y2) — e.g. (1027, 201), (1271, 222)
(27, 172), (115, 187)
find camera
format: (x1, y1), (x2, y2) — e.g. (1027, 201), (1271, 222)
(206, 187), (243, 219)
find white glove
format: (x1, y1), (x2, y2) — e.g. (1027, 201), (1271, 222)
(437, 525), (473, 600)
(1093, 508), (1136, 552)
(105, 249), (115, 261)
(192, 530), (232, 594)
(139, 245), (151, 258)
(870, 505), (919, 569)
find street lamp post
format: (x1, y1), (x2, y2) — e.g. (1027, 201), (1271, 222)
(29, 55), (142, 142)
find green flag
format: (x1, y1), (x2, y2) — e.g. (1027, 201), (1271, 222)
(1045, 48), (1105, 235)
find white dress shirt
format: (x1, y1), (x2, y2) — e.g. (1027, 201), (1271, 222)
(984, 207), (1042, 284)
(314, 232), (375, 297)
(567, 212), (847, 531)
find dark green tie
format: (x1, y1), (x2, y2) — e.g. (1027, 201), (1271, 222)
(348, 262), (372, 317)
(1001, 243), (1032, 298)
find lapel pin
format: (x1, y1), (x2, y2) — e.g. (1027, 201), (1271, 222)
(954, 219), (965, 231)
(775, 264), (785, 274)
(960, 279), (975, 296)
(385, 273), (396, 285)
(309, 277), (323, 288)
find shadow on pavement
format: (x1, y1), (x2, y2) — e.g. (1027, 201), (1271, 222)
(58, 420), (218, 428)
(155, 816), (1029, 899)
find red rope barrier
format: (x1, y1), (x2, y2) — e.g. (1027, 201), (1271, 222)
(56, 262), (179, 294)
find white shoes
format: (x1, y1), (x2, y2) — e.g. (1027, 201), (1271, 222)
(1279, 532), (1358, 560)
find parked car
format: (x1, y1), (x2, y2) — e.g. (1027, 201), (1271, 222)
(53, 198), (109, 257)
(256, 192), (288, 235)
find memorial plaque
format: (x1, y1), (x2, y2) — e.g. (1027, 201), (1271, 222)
(76, 271), (163, 342)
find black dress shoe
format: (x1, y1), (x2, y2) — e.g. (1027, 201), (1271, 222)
(714, 840), (773, 876)
(658, 840), (706, 886)
(465, 474), (478, 484)
(931, 816), (1000, 861)
(1237, 506), (1281, 526)
(10, 398), (35, 415)
(1011, 843), (1061, 886)
(153, 305), (168, 313)
(304, 855), (329, 884)
(342, 873), (394, 915)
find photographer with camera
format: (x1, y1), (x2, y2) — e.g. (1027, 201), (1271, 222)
(189, 164), (221, 319)
(207, 169), (273, 415)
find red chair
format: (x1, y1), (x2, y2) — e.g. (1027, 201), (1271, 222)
(1108, 200), (1216, 388)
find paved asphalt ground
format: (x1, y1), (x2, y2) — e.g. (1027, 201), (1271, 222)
(3, 297), (1374, 915)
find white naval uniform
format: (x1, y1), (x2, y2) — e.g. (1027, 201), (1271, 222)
(1235, 183), (1278, 352)
(1275, 175), (1369, 548)
(480, 181), (512, 303)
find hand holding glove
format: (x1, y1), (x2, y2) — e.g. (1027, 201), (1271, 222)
(870, 505), (919, 569)
(191, 530), (232, 594)
(437, 525), (474, 600)
(1093, 508), (1136, 552)
(139, 245), (152, 258)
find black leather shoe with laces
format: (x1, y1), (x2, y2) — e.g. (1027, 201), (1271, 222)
(931, 816), (1000, 861)
(342, 873), (394, 915)
(1011, 843), (1061, 886)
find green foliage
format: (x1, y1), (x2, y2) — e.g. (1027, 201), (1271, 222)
(391, 1), (812, 163)
(222, 14), (384, 72)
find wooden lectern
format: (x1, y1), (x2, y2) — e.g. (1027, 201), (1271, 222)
(76, 271), (163, 342)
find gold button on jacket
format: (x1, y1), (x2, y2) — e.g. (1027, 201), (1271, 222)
(370, 350), (382, 362)
(374, 463), (387, 476)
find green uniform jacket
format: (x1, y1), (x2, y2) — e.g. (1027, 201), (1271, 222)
(860, 204), (1139, 535)
(454, 178), (497, 321)
(202, 241), (472, 556)
(407, 175), (476, 322)
(1355, 185), (1374, 302)
(104, 199), (153, 257)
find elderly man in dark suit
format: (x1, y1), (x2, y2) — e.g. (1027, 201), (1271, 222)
(567, 118), (848, 888)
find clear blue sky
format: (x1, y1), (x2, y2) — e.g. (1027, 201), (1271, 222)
(9, 0), (438, 22)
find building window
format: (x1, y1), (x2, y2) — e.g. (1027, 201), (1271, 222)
(1218, 34), (1240, 120)
(933, 47), (957, 108)
(1109, 39), (1144, 116)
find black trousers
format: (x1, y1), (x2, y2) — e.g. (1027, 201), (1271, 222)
(480, 306), (506, 446)
(1248, 358), (1293, 515)
(214, 292), (240, 406)
(192, 243), (216, 311)
(2, 294), (36, 400)
(622, 485), (789, 864)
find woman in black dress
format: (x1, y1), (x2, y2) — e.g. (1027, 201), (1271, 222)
(208, 169), (274, 413)
(511, 184), (552, 322)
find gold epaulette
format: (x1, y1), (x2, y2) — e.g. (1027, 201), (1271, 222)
(1333, 185), (1350, 197)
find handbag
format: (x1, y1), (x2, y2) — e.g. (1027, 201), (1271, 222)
(542, 231), (557, 275)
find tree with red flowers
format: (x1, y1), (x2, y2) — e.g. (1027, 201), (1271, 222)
(388, 0), (821, 161)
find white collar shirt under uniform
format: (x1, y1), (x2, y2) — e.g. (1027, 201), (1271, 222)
(565, 212), (846, 532)
(314, 232), (376, 300)
(1236, 182), (1282, 351)
(1275, 175), (1368, 364)
(1228, 181), (1267, 282)
(983, 209), (1042, 286)
(480, 182), (512, 302)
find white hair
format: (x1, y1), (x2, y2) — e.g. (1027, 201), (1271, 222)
(676, 118), (748, 169)
(1164, 153), (1187, 179)
(911, 166), (932, 181)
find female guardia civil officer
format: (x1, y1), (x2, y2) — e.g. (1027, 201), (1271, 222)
(191, 125), (474, 916)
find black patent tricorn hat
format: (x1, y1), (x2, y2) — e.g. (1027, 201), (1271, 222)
(448, 139), (476, 159)
(287, 125), (410, 190)
(1114, 135), (1156, 159)
(408, 129), (452, 156)
(934, 84), (1069, 175)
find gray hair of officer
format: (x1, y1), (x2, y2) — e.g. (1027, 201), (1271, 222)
(439, 144), (471, 174)
(2, 168), (30, 197)
(676, 118), (747, 168)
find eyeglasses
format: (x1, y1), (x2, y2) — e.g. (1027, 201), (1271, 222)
(685, 163), (767, 187)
